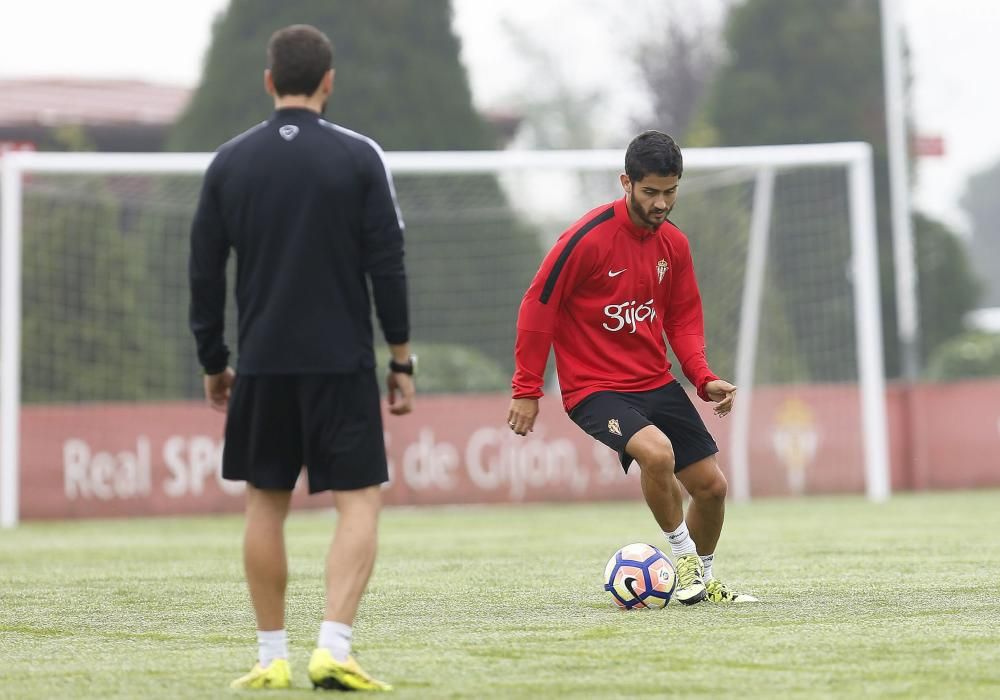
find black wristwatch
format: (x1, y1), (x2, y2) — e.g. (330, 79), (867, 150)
(389, 354), (417, 376)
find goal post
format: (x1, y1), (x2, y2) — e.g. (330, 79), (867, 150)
(0, 143), (889, 527)
(1, 156), (21, 529)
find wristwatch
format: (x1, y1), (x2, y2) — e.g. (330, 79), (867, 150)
(389, 354), (418, 376)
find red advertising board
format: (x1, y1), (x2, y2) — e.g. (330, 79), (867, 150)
(15, 381), (1000, 520)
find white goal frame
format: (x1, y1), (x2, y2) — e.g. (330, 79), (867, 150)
(0, 143), (889, 527)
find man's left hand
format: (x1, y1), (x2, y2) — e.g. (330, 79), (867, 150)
(704, 379), (737, 417)
(387, 371), (415, 415)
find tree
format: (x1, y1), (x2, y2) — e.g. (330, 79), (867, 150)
(632, 8), (726, 140)
(703, 0), (888, 150)
(926, 331), (1000, 381)
(168, 0), (540, 380)
(913, 213), (981, 362)
(21, 179), (181, 402)
(170, 0), (491, 151)
(961, 161), (1000, 307)
(696, 0), (980, 379)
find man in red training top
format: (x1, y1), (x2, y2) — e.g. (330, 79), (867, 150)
(508, 130), (757, 604)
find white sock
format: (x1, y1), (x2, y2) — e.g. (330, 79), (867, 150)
(701, 553), (715, 581)
(664, 521), (697, 558)
(319, 620), (353, 662)
(257, 629), (288, 669)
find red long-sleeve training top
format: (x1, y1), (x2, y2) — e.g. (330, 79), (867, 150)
(512, 197), (718, 412)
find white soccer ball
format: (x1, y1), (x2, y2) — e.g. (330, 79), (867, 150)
(604, 542), (676, 609)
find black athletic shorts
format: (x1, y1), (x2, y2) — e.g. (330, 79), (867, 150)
(222, 370), (388, 493)
(568, 380), (718, 473)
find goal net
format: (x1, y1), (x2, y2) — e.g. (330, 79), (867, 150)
(1, 144), (889, 526)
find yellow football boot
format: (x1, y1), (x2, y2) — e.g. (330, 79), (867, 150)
(705, 578), (760, 603)
(308, 648), (392, 692)
(229, 658), (292, 689)
(673, 553), (708, 605)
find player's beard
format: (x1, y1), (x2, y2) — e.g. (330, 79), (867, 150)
(629, 195), (672, 229)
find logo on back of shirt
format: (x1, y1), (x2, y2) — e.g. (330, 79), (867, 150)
(603, 299), (656, 334)
(278, 125), (299, 141)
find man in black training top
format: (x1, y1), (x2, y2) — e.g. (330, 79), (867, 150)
(189, 23), (412, 692)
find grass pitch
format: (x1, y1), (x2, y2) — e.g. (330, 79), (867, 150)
(2, 491), (999, 698)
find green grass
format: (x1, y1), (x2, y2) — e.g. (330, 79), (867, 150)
(2, 491), (999, 698)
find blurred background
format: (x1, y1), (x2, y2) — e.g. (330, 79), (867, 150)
(4, 0), (999, 381)
(1, 0), (998, 520)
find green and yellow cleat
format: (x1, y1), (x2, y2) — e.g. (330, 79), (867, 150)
(229, 658), (292, 689)
(705, 578), (759, 603)
(673, 553), (707, 605)
(308, 648), (392, 692)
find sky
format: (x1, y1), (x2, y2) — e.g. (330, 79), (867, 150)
(1, 0), (998, 235)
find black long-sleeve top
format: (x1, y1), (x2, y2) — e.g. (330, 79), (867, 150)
(189, 107), (409, 375)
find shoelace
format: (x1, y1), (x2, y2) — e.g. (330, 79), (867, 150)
(676, 555), (702, 588)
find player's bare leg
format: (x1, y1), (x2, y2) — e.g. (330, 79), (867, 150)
(324, 485), (381, 624)
(244, 485), (293, 630)
(628, 426), (684, 531)
(627, 426), (706, 604)
(308, 484), (391, 691)
(677, 456), (757, 602)
(676, 455), (727, 557)
(230, 485), (294, 689)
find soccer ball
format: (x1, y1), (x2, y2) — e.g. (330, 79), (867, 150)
(604, 543), (676, 609)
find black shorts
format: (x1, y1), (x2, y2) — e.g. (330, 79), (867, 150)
(569, 381), (718, 473)
(222, 371), (388, 493)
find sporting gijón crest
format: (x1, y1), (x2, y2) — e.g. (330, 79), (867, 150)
(656, 259), (669, 284)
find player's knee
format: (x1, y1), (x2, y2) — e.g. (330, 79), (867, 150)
(710, 473), (728, 502)
(333, 485), (382, 521)
(660, 444), (677, 475)
(694, 471), (728, 503)
(634, 437), (675, 477)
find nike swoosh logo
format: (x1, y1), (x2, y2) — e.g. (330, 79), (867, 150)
(608, 269), (626, 277)
(623, 576), (640, 598)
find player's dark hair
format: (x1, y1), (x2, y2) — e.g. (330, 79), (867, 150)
(267, 24), (333, 97)
(624, 130), (683, 182)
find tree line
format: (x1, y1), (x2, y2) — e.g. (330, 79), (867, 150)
(19, 0), (996, 401)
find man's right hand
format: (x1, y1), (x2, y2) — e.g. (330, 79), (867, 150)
(507, 397), (539, 436)
(387, 371), (415, 415)
(204, 367), (235, 413)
